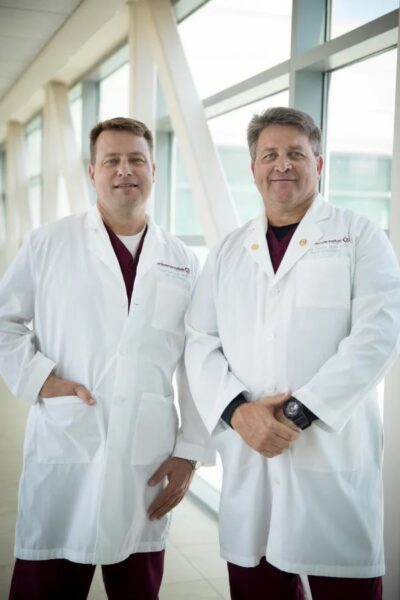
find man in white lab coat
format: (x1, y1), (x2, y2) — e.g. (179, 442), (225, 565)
(0, 117), (213, 599)
(185, 107), (400, 600)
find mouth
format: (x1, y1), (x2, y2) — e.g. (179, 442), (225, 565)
(113, 183), (138, 189)
(270, 177), (296, 182)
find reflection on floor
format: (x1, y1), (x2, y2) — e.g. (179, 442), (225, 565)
(0, 379), (229, 600)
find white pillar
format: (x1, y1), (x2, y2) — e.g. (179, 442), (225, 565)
(43, 82), (90, 223)
(5, 121), (30, 262)
(128, 1), (156, 130)
(141, 0), (239, 246)
(42, 85), (60, 224)
(383, 12), (400, 600)
(128, 1), (157, 216)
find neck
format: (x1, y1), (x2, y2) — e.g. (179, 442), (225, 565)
(97, 203), (146, 235)
(265, 194), (316, 226)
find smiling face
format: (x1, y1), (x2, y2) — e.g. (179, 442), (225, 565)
(88, 129), (155, 223)
(251, 124), (323, 224)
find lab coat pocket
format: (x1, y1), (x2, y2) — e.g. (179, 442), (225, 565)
(296, 257), (350, 309)
(291, 417), (362, 472)
(131, 393), (178, 466)
(36, 396), (101, 464)
(152, 281), (190, 335)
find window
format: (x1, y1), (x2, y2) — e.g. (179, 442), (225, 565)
(329, 0), (399, 39)
(99, 63), (129, 121)
(325, 50), (397, 229)
(0, 148), (6, 243)
(69, 85), (83, 152)
(208, 91), (289, 224)
(25, 115), (43, 229)
(178, 0), (292, 98)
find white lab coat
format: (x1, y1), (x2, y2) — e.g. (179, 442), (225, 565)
(185, 195), (400, 577)
(0, 205), (214, 565)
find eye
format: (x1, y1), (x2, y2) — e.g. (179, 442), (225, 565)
(288, 151), (304, 159)
(263, 152), (277, 161)
(104, 157), (119, 166)
(130, 157), (145, 165)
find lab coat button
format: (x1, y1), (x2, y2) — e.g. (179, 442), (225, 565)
(266, 333), (275, 341)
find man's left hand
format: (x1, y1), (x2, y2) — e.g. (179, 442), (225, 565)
(147, 457), (195, 520)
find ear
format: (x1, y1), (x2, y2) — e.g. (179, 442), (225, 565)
(316, 155), (323, 176)
(88, 164), (95, 187)
(251, 161), (255, 178)
(152, 162), (156, 181)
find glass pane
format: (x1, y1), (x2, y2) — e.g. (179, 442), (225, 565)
(209, 90), (289, 224)
(173, 91), (289, 236)
(178, 0), (292, 98)
(330, 0), (399, 39)
(28, 181), (42, 230)
(99, 63), (129, 121)
(325, 51), (396, 229)
(172, 147), (203, 236)
(70, 96), (83, 152)
(0, 150), (6, 243)
(26, 127), (42, 179)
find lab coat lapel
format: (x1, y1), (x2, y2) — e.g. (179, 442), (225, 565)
(243, 215), (275, 279)
(273, 194), (329, 286)
(135, 218), (166, 281)
(85, 205), (126, 288)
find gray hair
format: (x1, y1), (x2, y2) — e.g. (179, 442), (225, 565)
(247, 106), (322, 160)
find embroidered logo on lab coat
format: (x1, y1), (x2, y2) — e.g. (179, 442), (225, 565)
(310, 236), (353, 255)
(156, 262), (191, 281)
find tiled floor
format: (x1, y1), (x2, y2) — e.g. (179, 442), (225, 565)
(0, 379), (230, 600)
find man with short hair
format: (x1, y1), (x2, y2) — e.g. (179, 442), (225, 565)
(0, 117), (213, 599)
(185, 107), (400, 600)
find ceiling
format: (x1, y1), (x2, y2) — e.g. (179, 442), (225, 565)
(0, 0), (83, 101)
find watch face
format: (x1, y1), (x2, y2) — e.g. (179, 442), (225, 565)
(285, 400), (300, 418)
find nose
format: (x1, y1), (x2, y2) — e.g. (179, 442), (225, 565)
(117, 159), (132, 177)
(274, 157), (292, 172)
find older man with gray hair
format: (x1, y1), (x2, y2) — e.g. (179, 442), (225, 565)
(185, 106), (400, 600)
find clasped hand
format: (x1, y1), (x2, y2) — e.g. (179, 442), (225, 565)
(231, 391), (301, 458)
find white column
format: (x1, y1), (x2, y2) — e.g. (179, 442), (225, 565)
(128, 1), (156, 130)
(42, 85), (60, 224)
(5, 121), (30, 262)
(47, 82), (90, 218)
(128, 1), (157, 216)
(141, 0), (239, 246)
(383, 13), (400, 600)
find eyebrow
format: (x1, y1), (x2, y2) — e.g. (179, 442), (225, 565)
(103, 152), (146, 158)
(261, 144), (306, 152)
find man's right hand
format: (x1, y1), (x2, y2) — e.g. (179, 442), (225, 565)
(230, 391), (300, 458)
(39, 374), (95, 405)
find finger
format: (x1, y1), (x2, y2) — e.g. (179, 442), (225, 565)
(273, 421), (301, 442)
(148, 487), (177, 518)
(148, 464), (168, 487)
(74, 384), (95, 405)
(149, 493), (182, 520)
(259, 390), (292, 408)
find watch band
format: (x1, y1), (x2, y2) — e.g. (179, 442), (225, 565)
(283, 397), (317, 430)
(187, 459), (201, 470)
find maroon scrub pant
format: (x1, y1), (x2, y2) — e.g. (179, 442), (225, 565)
(227, 557), (383, 600)
(9, 550), (165, 600)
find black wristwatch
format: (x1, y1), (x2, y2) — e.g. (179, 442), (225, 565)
(283, 397), (316, 430)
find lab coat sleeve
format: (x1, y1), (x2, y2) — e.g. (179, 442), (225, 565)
(294, 222), (400, 433)
(0, 237), (56, 404)
(172, 355), (216, 465)
(185, 247), (248, 436)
